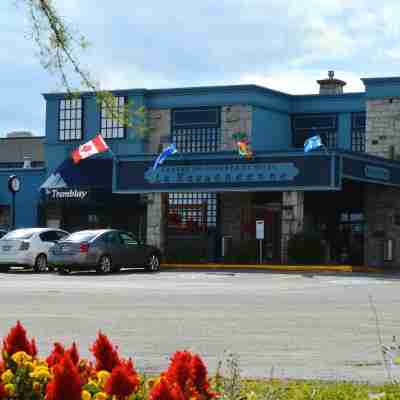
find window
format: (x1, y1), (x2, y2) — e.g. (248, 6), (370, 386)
(172, 108), (221, 153)
(59, 98), (83, 141)
(292, 114), (337, 148)
(103, 231), (122, 245)
(168, 192), (217, 229)
(40, 231), (63, 242)
(351, 112), (366, 152)
(169, 108), (220, 231)
(100, 96), (126, 139)
(120, 232), (138, 245)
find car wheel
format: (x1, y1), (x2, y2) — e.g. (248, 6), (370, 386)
(147, 254), (160, 272)
(34, 254), (48, 273)
(96, 255), (112, 274)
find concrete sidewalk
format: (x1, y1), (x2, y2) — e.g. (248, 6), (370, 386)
(161, 263), (383, 273)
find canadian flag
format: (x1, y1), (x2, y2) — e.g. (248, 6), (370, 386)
(71, 134), (109, 164)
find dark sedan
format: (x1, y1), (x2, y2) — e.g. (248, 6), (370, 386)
(49, 229), (162, 274)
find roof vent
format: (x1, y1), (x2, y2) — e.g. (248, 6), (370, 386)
(23, 156), (32, 169)
(317, 71), (346, 95)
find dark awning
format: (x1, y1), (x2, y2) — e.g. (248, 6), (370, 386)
(40, 158), (113, 190)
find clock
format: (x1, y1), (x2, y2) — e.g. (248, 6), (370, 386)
(8, 175), (21, 193)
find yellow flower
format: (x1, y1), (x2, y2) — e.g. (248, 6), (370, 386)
(30, 366), (51, 381)
(11, 351), (32, 366)
(94, 392), (108, 400)
(246, 391), (258, 400)
(146, 377), (157, 390)
(97, 370), (110, 388)
(1, 369), (14, 384)
(82, 390), (92, 400)
(5, 383), (16, 396)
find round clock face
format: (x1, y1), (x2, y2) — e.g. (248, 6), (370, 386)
(10, 177), (20, 192)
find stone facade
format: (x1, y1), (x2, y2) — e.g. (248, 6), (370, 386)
(146, 192), (167, 251)
(146, 109), (171, 153)
(281, 191), (304, 262)
(220, 192), (253, 245)
(221, 105), (252, 151)
(364, 184), (400, 267)
(366, 98), (400, 159)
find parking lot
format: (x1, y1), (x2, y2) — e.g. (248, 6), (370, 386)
(0, 269), (399, 382)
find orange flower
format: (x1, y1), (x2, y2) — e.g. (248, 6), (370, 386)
(104, 364), (140, 398)
(2, 321), (37, 358)
(90, 332), (120, 372)
(46, 343), (65, 367)
(45, 355), (82, 400)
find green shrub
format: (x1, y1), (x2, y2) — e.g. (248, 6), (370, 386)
(287, 231), (325, 265)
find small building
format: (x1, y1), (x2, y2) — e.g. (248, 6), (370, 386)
(5, 72), (400, 267)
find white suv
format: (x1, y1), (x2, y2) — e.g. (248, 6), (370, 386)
(0, 228), (69, 272)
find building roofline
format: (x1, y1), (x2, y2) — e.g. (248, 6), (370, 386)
(361, 76), (400, 84)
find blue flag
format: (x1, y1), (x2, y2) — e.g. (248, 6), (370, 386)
(152, 143), (178, 170)
(304, 135), (323, 153)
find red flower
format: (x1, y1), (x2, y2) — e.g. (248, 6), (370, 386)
(167, 351), (192, 391)
(190, 354), (209, 393)
(66, 342), (80, 366)
(45, 355), (82, 400)
(90, 332), (120, 372)
(104, 364), (140, 398)
(150, 377), (185, 400)
(46, 343), (65, 367)
(2, 320), (36, 357)
(0, 382), (8, 399)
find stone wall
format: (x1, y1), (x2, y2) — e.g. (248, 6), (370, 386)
(221, 105), (252, 151)
(366, 98), (400, 158)
(146, 193), (167, 251)
(220, 192), (253, 247)
(146, 109), (171, 153)
(364, 184), (400, 267)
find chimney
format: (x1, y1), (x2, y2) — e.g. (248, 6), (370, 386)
(317, 70), (346, 95)
(23, 156), (32, 169)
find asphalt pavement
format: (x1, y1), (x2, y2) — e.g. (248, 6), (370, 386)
(0, 269), (399, 382)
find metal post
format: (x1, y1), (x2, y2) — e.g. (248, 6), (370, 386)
(12, 192), (15, 230)
(259, 239), (263, 264)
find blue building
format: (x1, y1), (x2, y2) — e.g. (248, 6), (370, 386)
(4, 71), (400, 267)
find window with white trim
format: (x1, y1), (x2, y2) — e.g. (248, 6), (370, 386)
(100, 96), (126, 139)
(59, 98), (83, 141)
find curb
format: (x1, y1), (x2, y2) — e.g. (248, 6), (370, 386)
(160, 263), (382, 274)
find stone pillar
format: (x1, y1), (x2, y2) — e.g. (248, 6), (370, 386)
(146, 109), (171, 153)
(221, 105), (252, 150)
(366, 97), (400, 159)
(146, 193), (167, 251)
(364, 184), (400, 267)
(281, 191), (304, 263)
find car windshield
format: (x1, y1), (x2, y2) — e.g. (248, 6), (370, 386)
(63, 231), (98, 242)
(2, 229), (34, 240)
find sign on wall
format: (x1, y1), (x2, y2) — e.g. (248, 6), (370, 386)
(45, 188), (89, 200)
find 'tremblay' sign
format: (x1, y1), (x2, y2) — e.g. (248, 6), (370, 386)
(45, 188), (88, 200)
(144, 162), (299, 185)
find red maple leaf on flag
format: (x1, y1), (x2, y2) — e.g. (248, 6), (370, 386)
(82, 144), (92, 152)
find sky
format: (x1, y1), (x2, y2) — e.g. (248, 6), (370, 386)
(1, 0), (400, 137)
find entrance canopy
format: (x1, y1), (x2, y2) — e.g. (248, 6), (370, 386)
(114, 149), (400, 193)
(40, 158), (113, 190)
